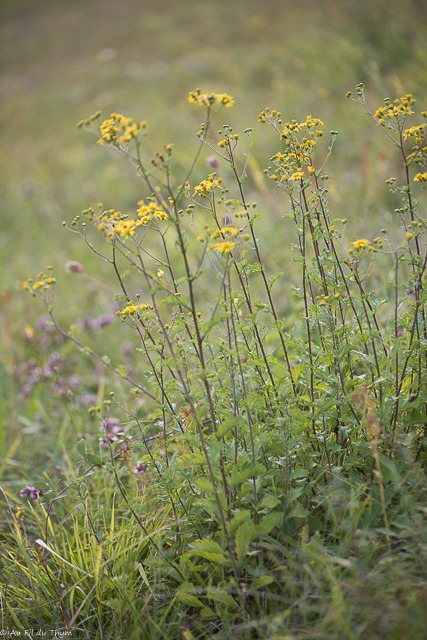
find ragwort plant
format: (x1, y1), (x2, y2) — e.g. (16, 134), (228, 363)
(3, 86), (426, 639)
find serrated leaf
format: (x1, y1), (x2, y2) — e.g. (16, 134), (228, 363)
(256, 511), (282, 535)
(228, 510), (251, 534)
(268, 271), (284, 291)
(193, 477), (215, 493)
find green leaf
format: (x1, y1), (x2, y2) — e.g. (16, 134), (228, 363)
(288, 506), (310, 518)
(85, 453), (103, 466)
(175, 593), (205, 608)
(188, 539), (226, 564)
(256, 511), (283, 535)
(76, 439), (87, 456)
(253, 575), (275, 589)
(268, 271), (284, 291)
(230, 462), (264, 487)
(235, 521), (253, 562)
(228, 510), (251, 534)
(290, 468), (309, 481)
(260, 495), (281, 510)
(216, 415), (246, 439)
(205, 587), (238, 609)
(193, 477), (216, 493)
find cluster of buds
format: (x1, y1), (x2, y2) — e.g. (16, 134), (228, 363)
(188, 89), (235, 108)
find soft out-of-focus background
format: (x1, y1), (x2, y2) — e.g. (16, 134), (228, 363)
(1, 0), (426, 425)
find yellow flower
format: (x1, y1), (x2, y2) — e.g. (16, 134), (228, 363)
(405, 231), (414, 240)
(113, 219), (142, 237)
(414, 172), (427, 182)
(207, 241), (236, 254)
(351, 238), (370, 250)
(289, 171), (304, 181)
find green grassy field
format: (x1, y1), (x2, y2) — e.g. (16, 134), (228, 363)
(1, 1), (426, 638)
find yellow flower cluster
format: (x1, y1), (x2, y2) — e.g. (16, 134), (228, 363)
(264, 114), (325, 185)
(317, 292), (342, 306)
(97, 113), (147, 145)
(136, 199), (168, 224)
(280, 116), (324, 139)
(205, 226), (249, 254)
(188, 89), (235, 108)
(403, 123), (426, 143)
(414, 172), (427, 182)
(193, 175), (223, 197)
(97, 209), (138, 238)
(348, 238), (377, 254)
(351, 238), (370, 250)
(96, 201), (168, 239)
(374, 94), (416, 125)
(210, 226), (240, 239)
(116, 302), (154, 318)
(22, 273), (56, 293)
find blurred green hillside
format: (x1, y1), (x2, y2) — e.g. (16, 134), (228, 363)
(1, 0), (426, 351)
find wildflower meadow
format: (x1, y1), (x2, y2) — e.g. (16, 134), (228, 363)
(1, 1), (427, 639)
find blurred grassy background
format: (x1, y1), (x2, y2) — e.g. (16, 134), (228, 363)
(1, 0), (426, 370)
